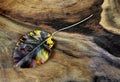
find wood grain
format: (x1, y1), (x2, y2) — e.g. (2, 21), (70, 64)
(100, 0), (120, 34)
(0, 0), (120, 82)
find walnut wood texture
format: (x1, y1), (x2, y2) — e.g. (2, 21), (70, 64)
(0, 0), (120, 82)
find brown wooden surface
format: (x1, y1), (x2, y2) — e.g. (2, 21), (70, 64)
(0, 0), (120, 82)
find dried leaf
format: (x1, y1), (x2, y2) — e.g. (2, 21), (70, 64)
(13, 30), (54, 68)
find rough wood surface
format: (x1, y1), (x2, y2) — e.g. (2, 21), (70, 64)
(0, 0), (97, 25)
(100, 0), (120, 34)
(0, 0), (120, 82)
